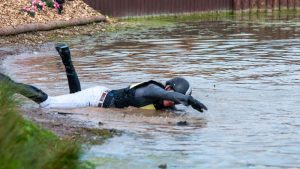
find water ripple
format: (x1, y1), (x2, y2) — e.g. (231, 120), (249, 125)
(2, 16), (300, 169)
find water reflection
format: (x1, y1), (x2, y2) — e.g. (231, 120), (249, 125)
(1, 14), (300, 168)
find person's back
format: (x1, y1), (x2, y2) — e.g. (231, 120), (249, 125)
(103, 82), (185, 110)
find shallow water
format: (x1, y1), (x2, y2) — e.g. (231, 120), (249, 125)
(1, 14), (300, 169)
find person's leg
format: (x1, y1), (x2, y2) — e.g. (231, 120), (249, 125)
(55, 43), (81, 93)
(40, 86), (109, 109)
(0, 73), (48, 103)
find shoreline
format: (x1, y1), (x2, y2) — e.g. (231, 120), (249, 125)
(20, 106), (120, 144)
(0, 20), (129, 46)
(0, 16), (107, 36)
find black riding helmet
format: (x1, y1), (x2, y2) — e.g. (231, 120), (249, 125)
(166, 77), (192, 95)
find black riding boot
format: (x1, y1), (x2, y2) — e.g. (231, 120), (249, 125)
(0, 72), (12, 83)
(55, 43), (81, 93)
(0, 73), (48, 104)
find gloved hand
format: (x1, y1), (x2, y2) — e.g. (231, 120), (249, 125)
(188, 96), (208, 112)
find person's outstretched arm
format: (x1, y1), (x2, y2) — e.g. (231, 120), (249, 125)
(142, 84), (207, 112)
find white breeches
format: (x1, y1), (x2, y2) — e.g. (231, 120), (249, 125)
(40, 86), (110, 109)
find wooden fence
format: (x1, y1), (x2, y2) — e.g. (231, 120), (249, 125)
(233, 0), (300, 11)
(84, 0), (300, 17)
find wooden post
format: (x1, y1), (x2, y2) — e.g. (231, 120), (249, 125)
(242, 0), (250, 11)
(296, 0), (300, 9)
(273, 0), (280, 10)
(249, 0), (258, 12)
(233, 0), (242, 12)
(280, 0), (288, 10)
(288, 0), (295, 10)
(266, 0), (273, 11)
(258, 0), (267, 11)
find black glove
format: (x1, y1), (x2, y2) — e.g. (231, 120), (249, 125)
(188, 96), (208, 112)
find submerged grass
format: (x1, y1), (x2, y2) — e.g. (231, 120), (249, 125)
(122, 10), (233, 21)
(0, 83), (84, 169)
(120, 9), (299, 27)
(119, 11), (234, 29)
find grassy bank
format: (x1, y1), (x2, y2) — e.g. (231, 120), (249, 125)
(0, 83), (84, 169)
(122, 9), (299, 23)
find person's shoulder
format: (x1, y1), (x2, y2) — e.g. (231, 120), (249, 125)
(148, 83), (161, 87)
(147, 83), (165, 91)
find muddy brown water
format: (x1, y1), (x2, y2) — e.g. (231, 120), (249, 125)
(1, 14), (300, 168)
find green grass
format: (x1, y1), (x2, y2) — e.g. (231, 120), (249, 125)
(120, 10), (234, 27)
(119, 9), (299, 26)
(0, 83), (84, 169)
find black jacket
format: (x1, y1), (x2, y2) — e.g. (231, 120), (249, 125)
(103, 80), (190, 110)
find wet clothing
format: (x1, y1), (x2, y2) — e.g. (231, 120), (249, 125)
(40, 80), (190, 110)
(1, 43), (207, 112)
(40, 86), (109, 109)
(1, 72), (208, 112)
(104, 80), (190, 109)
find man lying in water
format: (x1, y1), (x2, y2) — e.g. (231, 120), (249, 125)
(0, 44), (207, 112)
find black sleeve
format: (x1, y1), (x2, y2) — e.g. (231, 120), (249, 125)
(141, 84), (190, 106)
